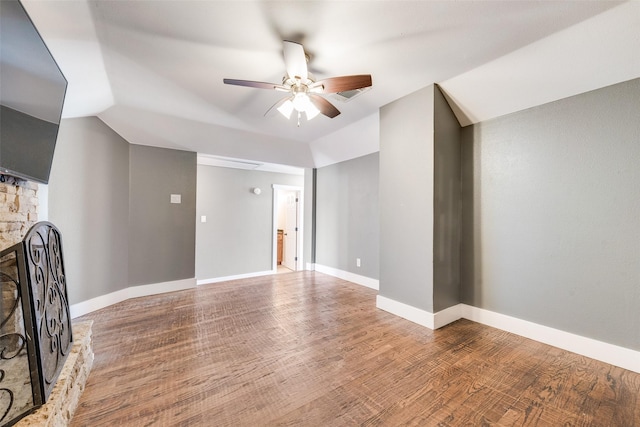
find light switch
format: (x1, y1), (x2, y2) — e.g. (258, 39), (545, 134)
(170, 194), (181, 204)
(200, 215), (207, 223)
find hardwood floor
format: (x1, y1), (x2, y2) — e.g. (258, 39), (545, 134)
(71, 272), (640, 426)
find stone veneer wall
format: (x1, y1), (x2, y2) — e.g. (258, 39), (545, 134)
(0, 175), (93, 426)
(1, 175), (39, 345)
(0, 175), (39, 249)
(14, 321), (94, 427)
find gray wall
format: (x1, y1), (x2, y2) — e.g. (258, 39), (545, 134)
(460, 78), (640, 350)
(379, 86), (435, 312)
(379, 85), (462, 313)
(49, 117), (198, 304)
(49, 117), (130, 304)
(303, 167), (315, 268)
(315, 153), (379, 279)
(128, 145), (196, 285)
(196, 165), (303, 280)
(433, 86), (462, 312)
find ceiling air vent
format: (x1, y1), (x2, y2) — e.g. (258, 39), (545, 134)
(332, 86), (371, 103)
(197, 155), (261, 170)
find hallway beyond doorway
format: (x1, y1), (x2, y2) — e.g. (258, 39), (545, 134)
(277, 265), (293, 274)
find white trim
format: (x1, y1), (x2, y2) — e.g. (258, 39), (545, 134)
(271, 188), (279, 271)
(70, 288), (130, 319)
(306, 262), (316, 271)
(433, 303), (463, 329)
(272, 184), (304, 272)
(126, 278), (195, 298)
(271, 184), (304, 192)
(37, 183), (48, 221)
(68, 271), (640, 373)
(376, 295), (435, 329)
(70, 278), (196, 318)
(295, 190), (304, 271)
(197, 154), (304, 175)
(197, 270), (273, 286)
(460, 305), (640, 374)
(314, 264), (379, 290)
(372, 296), (640, 373)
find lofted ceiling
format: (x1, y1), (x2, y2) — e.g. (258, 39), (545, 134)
(22, 1), (640, 169)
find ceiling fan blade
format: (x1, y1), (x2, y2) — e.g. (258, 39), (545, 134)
(223, 79), (287, 91)
(310, 75), (372, 94)
(283, 40), (308, 81)
(309, 94), (340, 118)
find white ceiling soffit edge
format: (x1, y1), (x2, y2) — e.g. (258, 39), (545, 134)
(22, 0), (115, 118)
(197, 154), (304, 176)
(309, 112), (380, 168)
(439, 1), (640, 127)
(98, 104), (315, 167)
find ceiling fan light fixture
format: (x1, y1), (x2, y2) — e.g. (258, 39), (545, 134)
(277, 99), (294, 119)
(305, 103), (321, 120)
(291, 93), (320, 120)
(291, 92), (310, 111)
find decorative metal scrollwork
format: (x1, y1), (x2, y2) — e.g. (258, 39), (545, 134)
(0, 221), (73, 425)
(0, 272), (20, 332)
(0, 333), (26, 361)
(0, 257), (30, 425)
(24, 223), (72, 396)
(0, 370), (14, 423)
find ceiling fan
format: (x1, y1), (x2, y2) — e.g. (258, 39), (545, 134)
(223, 41), (372, 125)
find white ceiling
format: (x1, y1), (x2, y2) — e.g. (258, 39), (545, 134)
(22, 1), (640, 169)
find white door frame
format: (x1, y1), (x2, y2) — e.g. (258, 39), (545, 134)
(272, 184), (304, 272)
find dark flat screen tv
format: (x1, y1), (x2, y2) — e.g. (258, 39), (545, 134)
(0, 0), (67, 184)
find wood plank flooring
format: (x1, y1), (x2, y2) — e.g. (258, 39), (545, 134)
(71, 272), (640, 426)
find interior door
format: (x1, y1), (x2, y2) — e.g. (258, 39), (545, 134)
(283, 191), (298, 271)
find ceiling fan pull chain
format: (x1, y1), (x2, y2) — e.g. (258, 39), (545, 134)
(297, 111), (302, 127)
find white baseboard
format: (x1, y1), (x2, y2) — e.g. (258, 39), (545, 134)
(376, 295), (436, 328)
(70, 272), (640, 373)
(374, 296), (640, 374)
(70, 277), (196, 318)
(314, 264), (379, 290)
(197, 270), (274, 285)
(433, 303), (463, 329)
(375, 296), (463, 330)
(460, 304), (640, 374)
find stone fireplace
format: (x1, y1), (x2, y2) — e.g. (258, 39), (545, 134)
(0, 175), (93, 426)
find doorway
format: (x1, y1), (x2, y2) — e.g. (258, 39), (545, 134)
(272, 185), (303, 272)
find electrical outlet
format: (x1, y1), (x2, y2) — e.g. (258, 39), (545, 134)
(356, 258), (361, 267)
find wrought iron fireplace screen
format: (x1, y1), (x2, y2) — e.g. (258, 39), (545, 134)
(0, 222), (73, 426)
